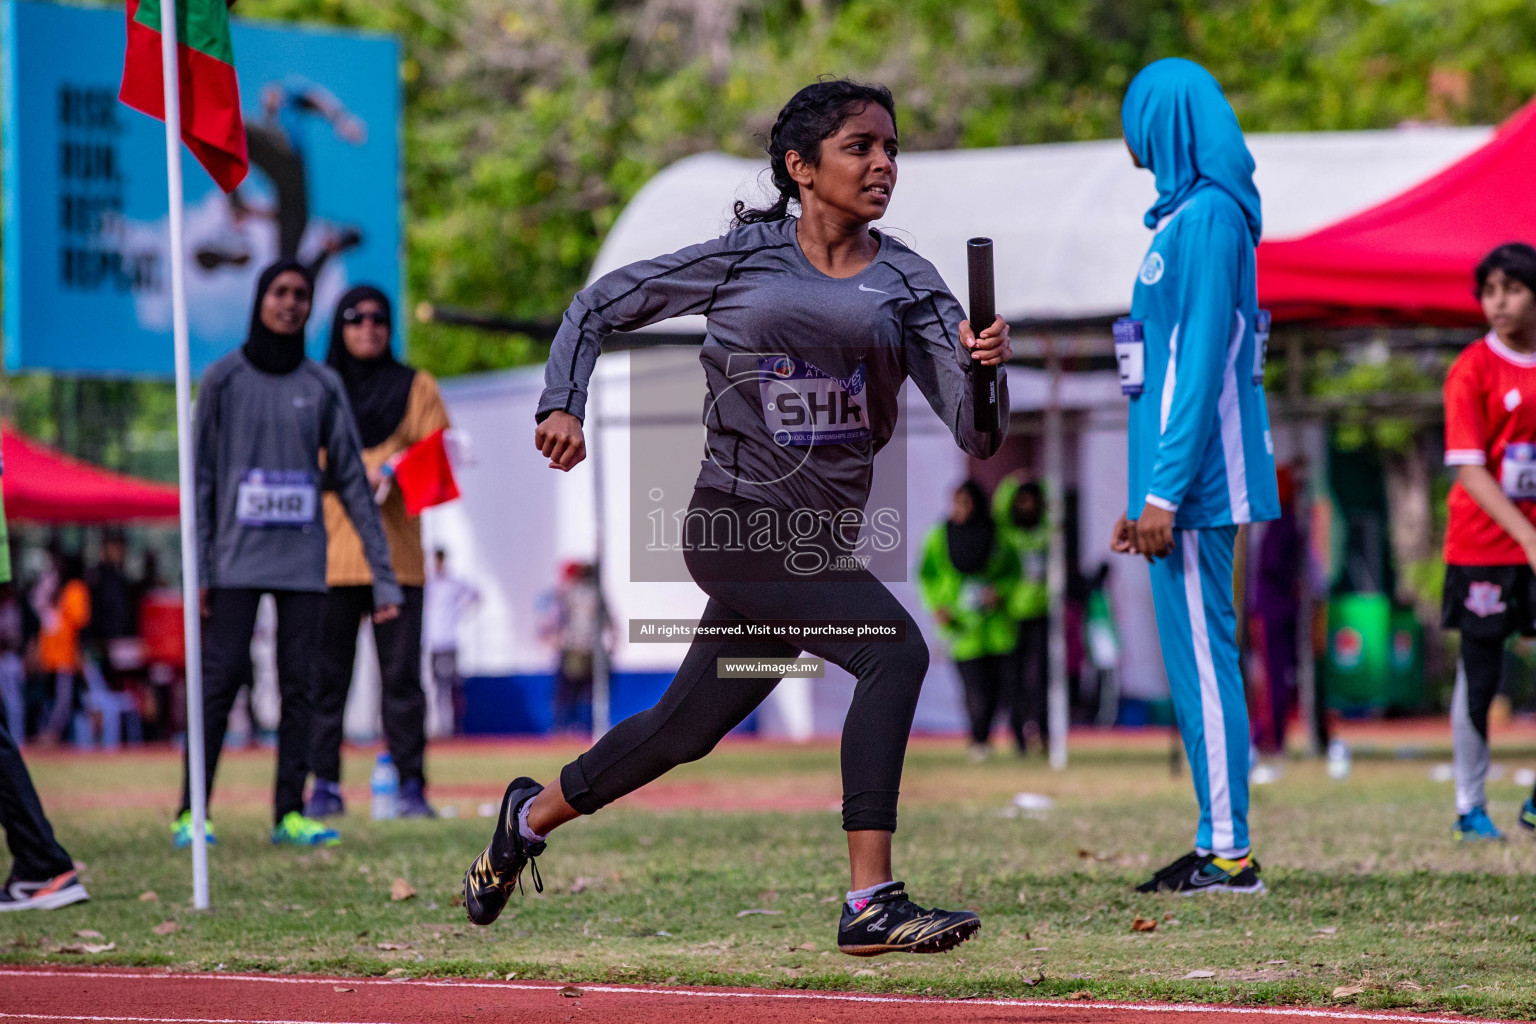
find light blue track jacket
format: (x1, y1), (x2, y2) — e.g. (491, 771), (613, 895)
(1122, 59), (1279, 528)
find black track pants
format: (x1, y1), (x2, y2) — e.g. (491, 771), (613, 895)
(957, 654), (1011, 747)
(1011, 616), (1049, 746)
(0, 717), (73, 881)
(309, 585), (427, 786)
(179, 589), (326, 825)
(559, 487), (930, 833)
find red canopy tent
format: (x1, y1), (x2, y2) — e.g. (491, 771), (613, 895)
(1258, 98), (1536, 326)
(2, 426), (179, 523)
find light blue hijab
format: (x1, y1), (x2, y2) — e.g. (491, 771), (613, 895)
(1121, 58), (1262, 246)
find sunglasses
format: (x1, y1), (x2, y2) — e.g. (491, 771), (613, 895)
(342, 308), (389, 326)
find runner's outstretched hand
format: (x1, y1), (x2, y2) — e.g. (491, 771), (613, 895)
(536, 410), (587, 471)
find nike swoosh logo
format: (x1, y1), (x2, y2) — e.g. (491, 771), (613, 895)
(858, 284), (888, 294)
(1187, 869), (1223, 888)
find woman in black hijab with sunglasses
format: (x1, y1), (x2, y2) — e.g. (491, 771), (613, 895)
(306, 285), (452, 821)
(180, 261), (402, 850)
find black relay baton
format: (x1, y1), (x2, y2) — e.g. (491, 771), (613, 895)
(967, 237), (1000, 434)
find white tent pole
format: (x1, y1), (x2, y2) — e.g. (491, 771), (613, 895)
(1044, 337), (1069, 771)
(588, 369), (610, 739)
(158, 0), (211, 910)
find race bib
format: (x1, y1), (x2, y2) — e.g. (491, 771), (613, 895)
(1113, 318), (1145, 396)
(758, 356), (872, 446)
(1252, 309), (1272, 386)
(1501, 443), (1536, 500)
(236, 470), (317, 527)
(1022, 549), (1047, 584)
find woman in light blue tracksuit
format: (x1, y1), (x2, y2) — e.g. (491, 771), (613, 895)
(1110, 59), (1280, 895)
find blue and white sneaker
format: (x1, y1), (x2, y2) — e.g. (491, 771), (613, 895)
(1454, 806), (1505, 842)
(171, 811), (218, 849)
(272, 811), (341, 847)
(1518, 798), (1536, 833)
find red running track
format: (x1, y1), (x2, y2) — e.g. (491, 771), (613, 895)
(0, 969), (1523, 1024)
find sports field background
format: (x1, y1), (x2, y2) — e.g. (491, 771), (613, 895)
(3, 724), (1535, 1019)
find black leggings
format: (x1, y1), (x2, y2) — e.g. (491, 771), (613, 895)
(310, 585), (427, 786)
(957, 654), (1015, 748)
(180, 589), (325, 825)
(0, 716), (73, 881)
(559, 487), (929, 833)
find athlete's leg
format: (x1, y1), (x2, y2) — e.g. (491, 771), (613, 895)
(375, 586), (428, 788)
(716, 579), (926, 835)
(179, 589), (262, 816)
(1452, 633), (1504, 815)
(955, 656), (997, 747)
(244, 125), (308, 260)
(1016, 618), (1049, 747)
(308, 586), (370, 787)
(0, 716), (73, 881)
(1148, 527), (1249, 858)
(272, 591), (327, 824)
(697, 568), (926, 885)
(544, 598), (790, 825)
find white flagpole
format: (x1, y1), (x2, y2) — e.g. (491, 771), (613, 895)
(158, 0), (211, 910)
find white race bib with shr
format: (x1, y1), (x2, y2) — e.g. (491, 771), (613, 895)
(237, 470), (317, 527)
(1501, 442), (1536, 500)
(758, 356), (872, 446)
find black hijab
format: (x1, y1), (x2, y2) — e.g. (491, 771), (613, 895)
(325, 284), (416, 448)
(946, 480), (995, 575)
(242, 259), (314, 375)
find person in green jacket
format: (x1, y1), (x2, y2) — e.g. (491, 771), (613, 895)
(993, 474), (1052, 753)
(918, 480), (1021, 760)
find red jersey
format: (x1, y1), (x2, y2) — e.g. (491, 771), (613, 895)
(1444, 332), (1536, 565)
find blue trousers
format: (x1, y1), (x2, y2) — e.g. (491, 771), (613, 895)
(1148, 526), (1251, 858)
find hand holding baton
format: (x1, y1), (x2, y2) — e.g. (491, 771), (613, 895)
(967, 237), (1000, 434)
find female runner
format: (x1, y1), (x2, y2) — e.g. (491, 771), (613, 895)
(463, 79), (1011, 955)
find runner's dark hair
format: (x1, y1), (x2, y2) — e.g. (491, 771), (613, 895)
(1475, 242), (1536, 297)
(733, 79), (897, 226)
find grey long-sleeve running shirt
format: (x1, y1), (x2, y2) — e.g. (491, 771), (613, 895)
(538, 217), (1010, 514)
(195, 352), (404, 608)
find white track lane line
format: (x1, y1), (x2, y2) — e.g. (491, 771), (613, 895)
(0, 970), (1506, 1024)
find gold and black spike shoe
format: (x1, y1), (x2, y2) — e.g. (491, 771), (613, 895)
(836, 881), (980, 957)
(463, 777), (545, 926)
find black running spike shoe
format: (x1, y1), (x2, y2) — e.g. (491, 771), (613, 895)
(837, 881), (980, 957)
(463, 777), (546, 926)
(1137, 851), (1265, 894)
(1136, 850), (1208, 893)
(1139, 852), (1266, 895)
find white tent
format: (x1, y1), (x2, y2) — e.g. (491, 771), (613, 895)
(422, 125), (1488, 738)
(592, 126), (1490, 324)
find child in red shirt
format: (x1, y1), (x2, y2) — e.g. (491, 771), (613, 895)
(1441, 242), (1536, 840)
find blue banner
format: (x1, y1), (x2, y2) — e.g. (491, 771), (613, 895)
(2, 0), (401, 376)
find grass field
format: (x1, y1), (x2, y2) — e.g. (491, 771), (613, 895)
(4, 729), (1536, 1019)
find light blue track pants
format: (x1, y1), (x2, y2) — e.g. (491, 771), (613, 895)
(1148, 526), (1251, 858)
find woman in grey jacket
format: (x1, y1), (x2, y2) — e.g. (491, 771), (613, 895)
(175, 260), (401, 849)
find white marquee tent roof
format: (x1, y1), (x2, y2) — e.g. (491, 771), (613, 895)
(589, 126), (1491, 327)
